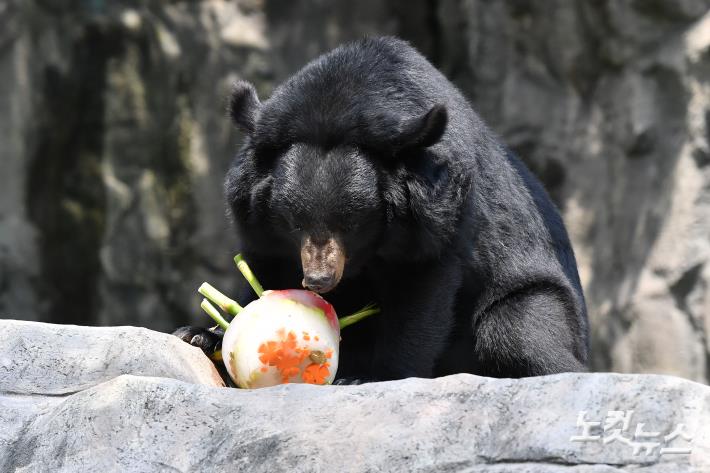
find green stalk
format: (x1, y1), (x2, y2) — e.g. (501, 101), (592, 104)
(198, 282), (242, 316)
(339, 304), (380, 330)
(200, 299), (230, 331)
(234, 254), (265, 297)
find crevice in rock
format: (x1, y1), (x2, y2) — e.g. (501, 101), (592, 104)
(0, 390), (81, 398)
(424, 0), (442, 66)
(670, 263), (703, 317)
(25, 23), (123, 325)
(477, 453), (633, 468)
(669, 262), (708, 382)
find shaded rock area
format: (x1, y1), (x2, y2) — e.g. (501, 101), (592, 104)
(0, 0), (709, 382)
(1, 321), (708, 472)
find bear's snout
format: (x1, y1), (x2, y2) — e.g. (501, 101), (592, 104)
(302, 273), (336, 294)
(301, 236), (345, 294)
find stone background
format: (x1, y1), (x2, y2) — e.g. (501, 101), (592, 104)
(1, 0), (709, 382)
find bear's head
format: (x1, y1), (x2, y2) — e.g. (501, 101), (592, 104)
(226, 80), (458, 294)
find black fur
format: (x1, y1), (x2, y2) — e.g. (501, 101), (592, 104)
(178, 37), (589, 382)
(229, 80), (261, 134)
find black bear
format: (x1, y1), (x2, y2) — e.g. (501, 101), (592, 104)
(175, 37), (589, 383)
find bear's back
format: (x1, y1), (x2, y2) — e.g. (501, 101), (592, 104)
(253, 37), (485, 155)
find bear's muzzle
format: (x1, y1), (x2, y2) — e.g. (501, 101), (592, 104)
(301, 235), (345, 294)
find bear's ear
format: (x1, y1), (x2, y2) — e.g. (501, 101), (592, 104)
(395, 104), (448, 150)
(229, 80), (261, 134)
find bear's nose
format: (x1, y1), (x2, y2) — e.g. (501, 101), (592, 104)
(302, 274), (336, 294)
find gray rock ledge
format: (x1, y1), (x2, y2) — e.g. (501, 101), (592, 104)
(0, 320), (708, 472)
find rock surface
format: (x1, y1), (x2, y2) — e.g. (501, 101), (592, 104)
(1, 321), (708, 472)
(0, 319), (224, 394)
(1, 1), (709, 381)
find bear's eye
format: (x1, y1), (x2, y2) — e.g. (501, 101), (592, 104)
(285, 219), (302, 233)
(254, 143), (290, 171)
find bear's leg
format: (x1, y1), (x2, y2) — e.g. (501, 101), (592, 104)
(472, 286), (588, 377)
(367, 258), (462, 381)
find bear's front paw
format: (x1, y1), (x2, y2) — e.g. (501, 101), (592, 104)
(172, 326), (223, 355)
